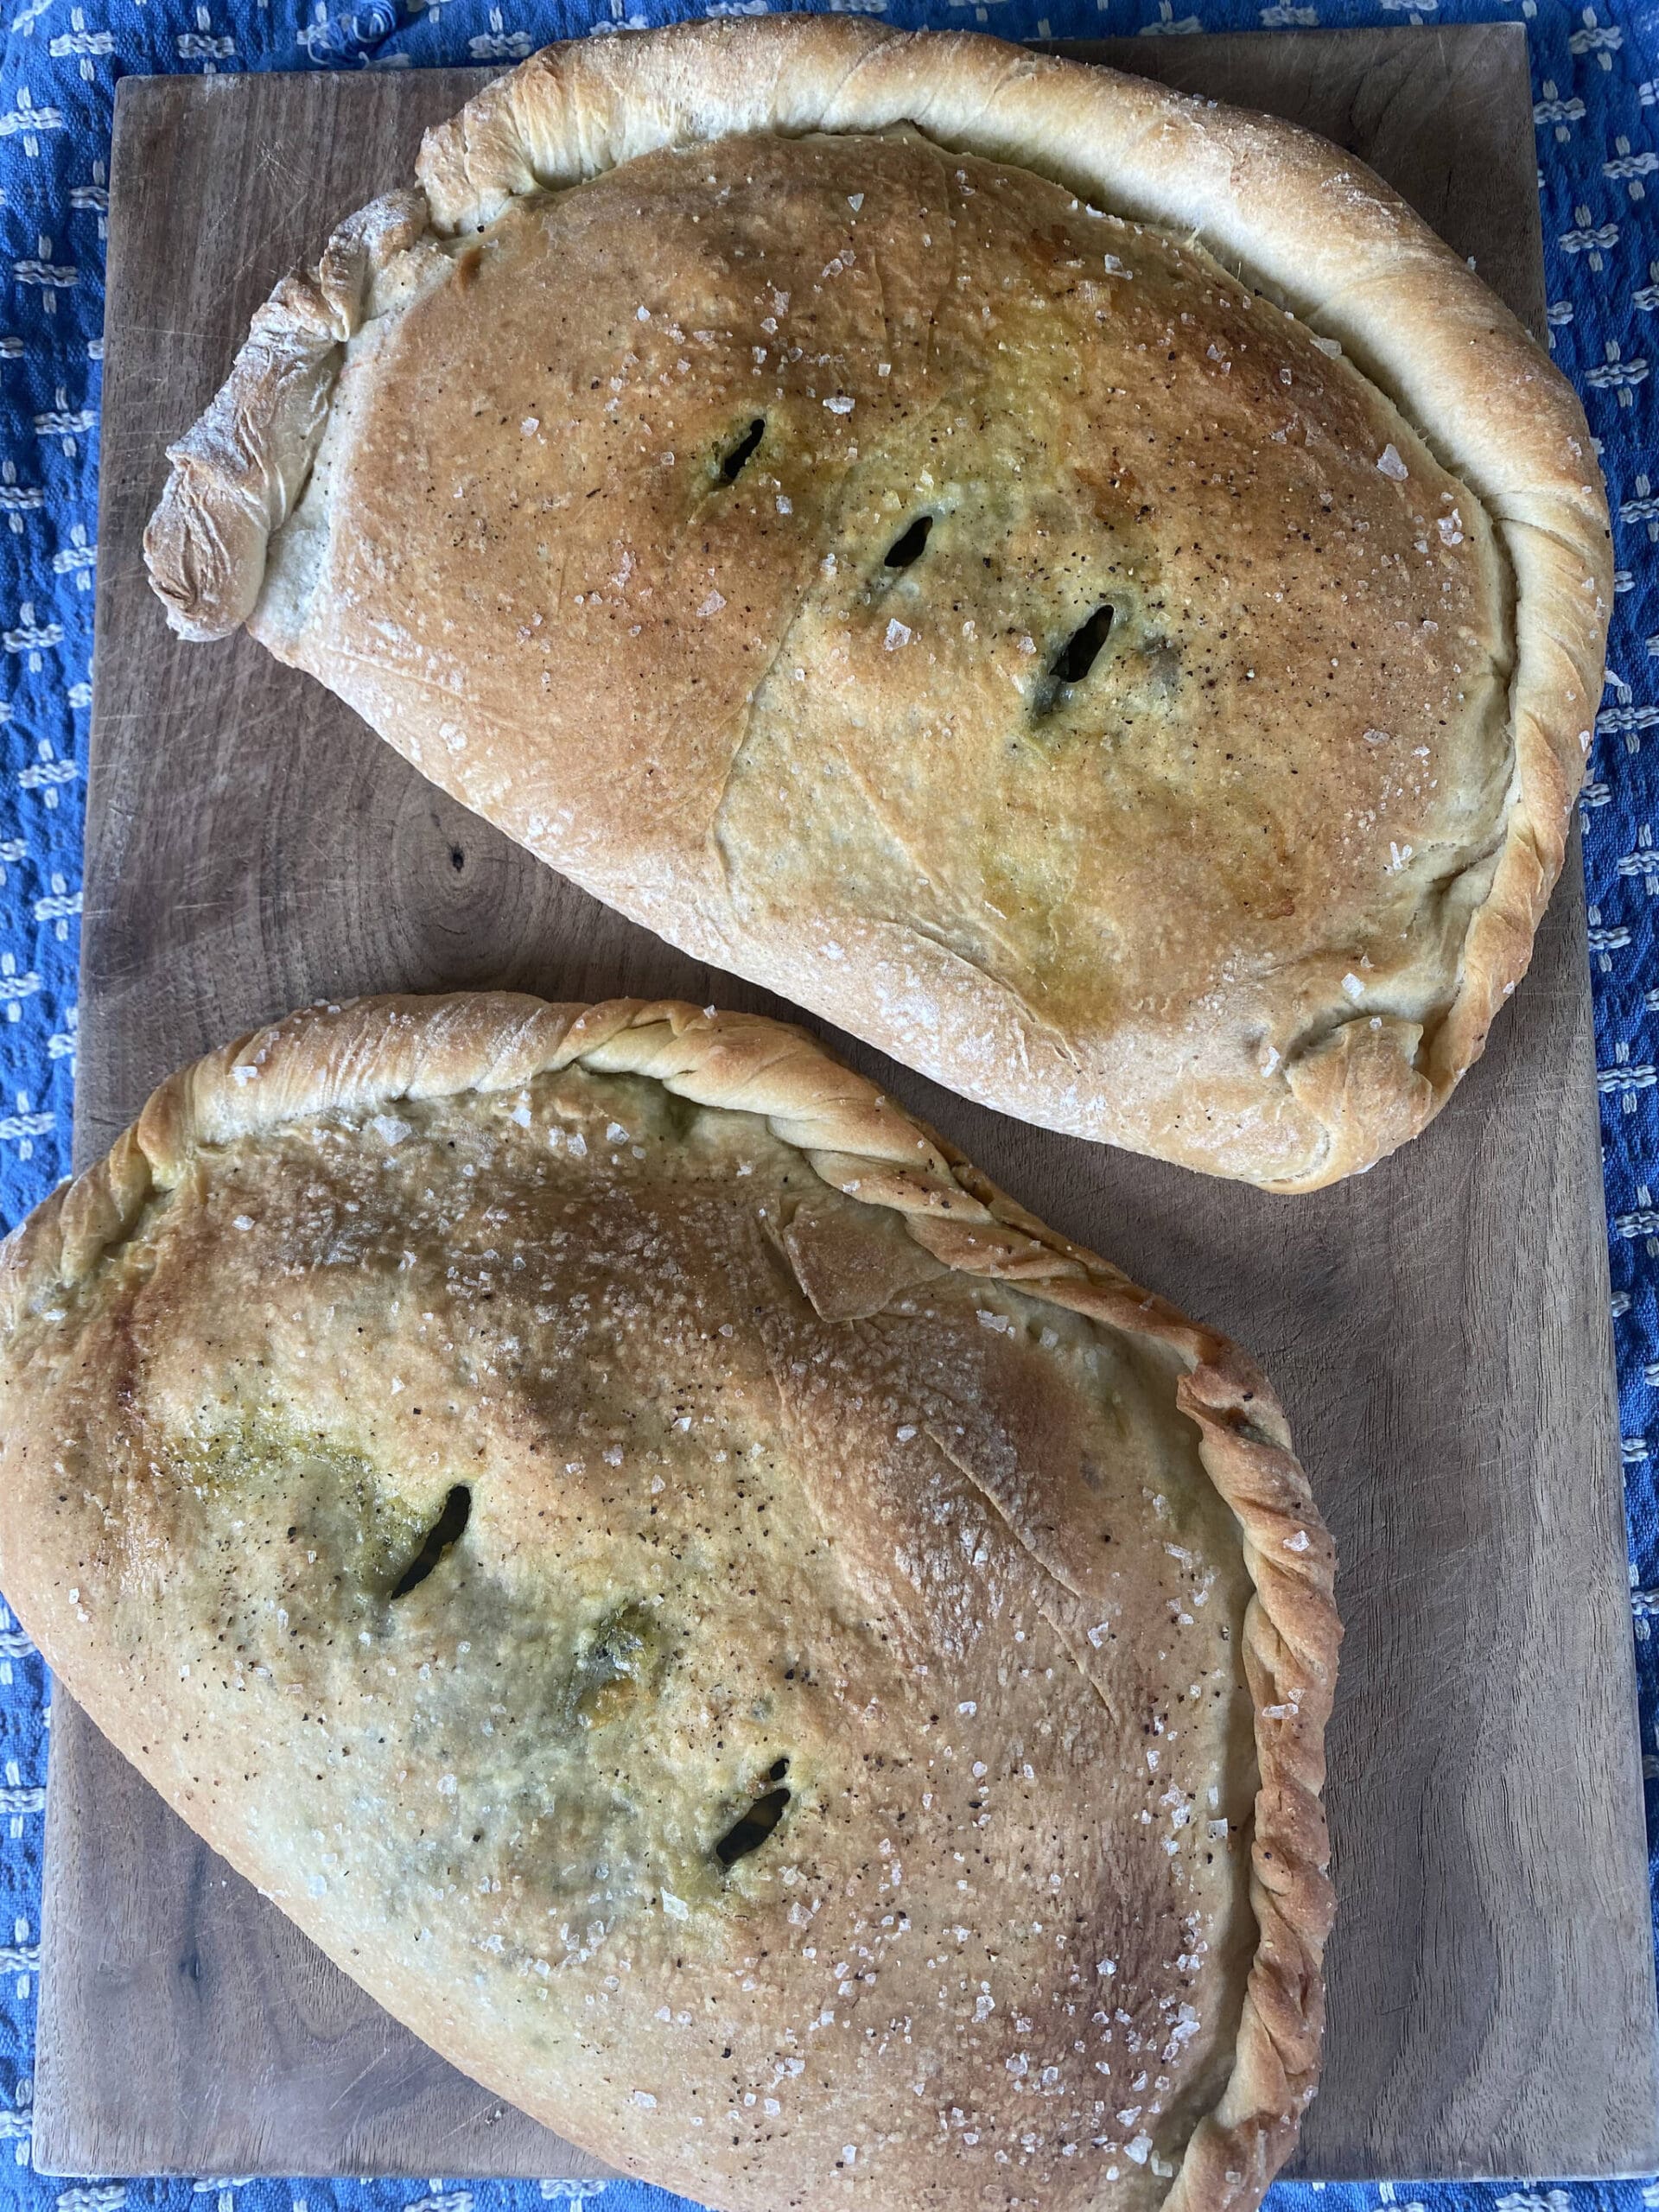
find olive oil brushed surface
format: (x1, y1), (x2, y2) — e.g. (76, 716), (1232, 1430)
(31, 28), (1659, 2184)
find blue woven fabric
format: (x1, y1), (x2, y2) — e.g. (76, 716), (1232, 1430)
(1, 0), (1656, 2205)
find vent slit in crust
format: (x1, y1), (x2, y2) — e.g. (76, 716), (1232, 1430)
(883, 513), (932, 569)
(389, 1481), (472, 1599)
(1034, 601), (1116, 716)
(718, 416), (766, 484)
(714, 1762), (792, 1868)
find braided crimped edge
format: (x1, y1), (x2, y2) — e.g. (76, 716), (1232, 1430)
(0, 991), (1338, 2210)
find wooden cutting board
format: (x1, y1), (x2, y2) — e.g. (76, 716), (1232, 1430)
(30, 25), (1659, 2187)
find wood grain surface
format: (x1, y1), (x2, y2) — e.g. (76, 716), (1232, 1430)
(30, 27), (1659, 2185)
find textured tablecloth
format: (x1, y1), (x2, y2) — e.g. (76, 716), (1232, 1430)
(1, 0), (1655, 2204)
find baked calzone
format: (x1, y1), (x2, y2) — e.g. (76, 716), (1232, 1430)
(0, 995), (1337, 2211)
(144, 22), (1610, 1187)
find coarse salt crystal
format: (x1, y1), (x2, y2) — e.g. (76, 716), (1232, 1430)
(1376, 444), (1409, 481)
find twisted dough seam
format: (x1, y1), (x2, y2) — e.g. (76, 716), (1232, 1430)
(0, 990), (1339, 2210)
(143, 187), (429, 641)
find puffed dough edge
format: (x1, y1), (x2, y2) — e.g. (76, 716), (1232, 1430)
(0, 991), (1338, 2212)
(142, 20), (1610, 1192)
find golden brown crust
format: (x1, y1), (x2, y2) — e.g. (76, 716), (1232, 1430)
(142, 22), (1608, 1192)
(0, 990), (1336, 2209)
